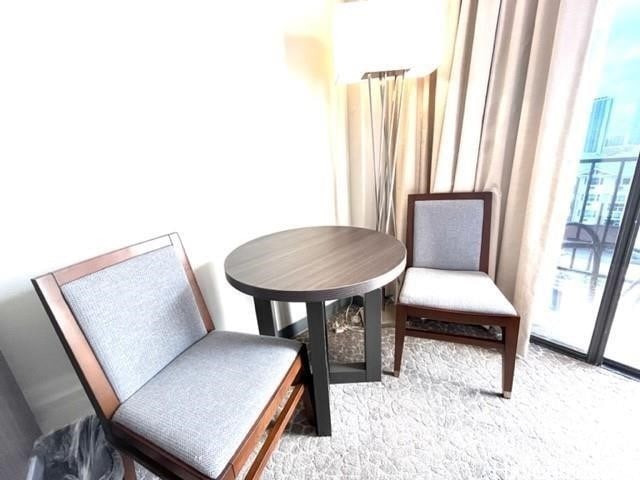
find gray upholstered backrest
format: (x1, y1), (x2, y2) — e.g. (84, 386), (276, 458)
(61, 246), (207, 401)
(413, 199), (484, 270)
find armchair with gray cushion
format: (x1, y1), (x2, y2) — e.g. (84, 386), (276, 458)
(394, 192), (520, 398)
(32, 233), (315, 480)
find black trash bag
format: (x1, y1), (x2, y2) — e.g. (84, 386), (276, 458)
(29, 415), (124, 480)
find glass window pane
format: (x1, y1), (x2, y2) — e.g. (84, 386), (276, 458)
(532, 1), (640, 352)
(605, 229), (640, 369)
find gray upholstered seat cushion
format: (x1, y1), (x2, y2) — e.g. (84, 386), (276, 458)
(399, 267), (517, 316)
(413, 199), (484, 270)
(112, 330), (302, 479)
(61, 246), (207, 401)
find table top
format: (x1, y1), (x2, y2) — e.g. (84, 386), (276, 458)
(224, 226), (407, 302)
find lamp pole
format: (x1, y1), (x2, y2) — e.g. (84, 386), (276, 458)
(364, 69), (408, 237)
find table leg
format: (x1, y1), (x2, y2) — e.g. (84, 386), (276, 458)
(254, 298), (277, 336)
(306, 301), (332, 436)
(364, 289), (382, 381)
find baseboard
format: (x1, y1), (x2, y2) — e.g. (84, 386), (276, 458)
(278, 298), (353, 339)
(36, 386), (92, 434)
(26, 373), (92, 433)
(278, 316), (310, 338)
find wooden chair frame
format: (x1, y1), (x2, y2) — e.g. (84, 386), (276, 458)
(32, 233), (314, 480)
(393, 193), (520, 398)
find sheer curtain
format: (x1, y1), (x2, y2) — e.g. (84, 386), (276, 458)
(339, 0), (602, 355)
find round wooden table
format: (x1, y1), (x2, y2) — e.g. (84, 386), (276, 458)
(224, 226), (406, 436)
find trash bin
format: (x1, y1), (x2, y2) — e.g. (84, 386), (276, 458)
(26, 415), (124, 480)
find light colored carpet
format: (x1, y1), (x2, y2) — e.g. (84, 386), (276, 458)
(138, 326), (640, 480)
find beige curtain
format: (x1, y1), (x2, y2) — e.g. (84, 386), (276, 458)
(434, 0), (601, 355)
(432, 0), (502, 193)
(342, 0), (602, 356)
(479, 1), (602, 355)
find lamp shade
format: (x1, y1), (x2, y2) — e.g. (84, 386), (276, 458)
(333, 0), (445, 83)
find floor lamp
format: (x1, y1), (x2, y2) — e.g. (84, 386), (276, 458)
(334, 0), (444, 237)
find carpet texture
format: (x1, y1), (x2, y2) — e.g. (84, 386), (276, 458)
(136, 325), (640, 480)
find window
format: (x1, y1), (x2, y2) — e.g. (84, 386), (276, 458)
(532, 1), (640, 366)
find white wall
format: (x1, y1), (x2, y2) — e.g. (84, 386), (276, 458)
(0, 0), (337, 432)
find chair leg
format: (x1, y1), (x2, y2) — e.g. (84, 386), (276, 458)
(245, 384), (305, 480)
(121, 451), (137, 480)
(302, 386), (316, 426)
(393, 305), (407, 377)
(501, 317), (520, 399)
(299, 344), (317, 429)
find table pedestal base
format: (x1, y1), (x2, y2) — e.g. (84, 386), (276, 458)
(254, 289), (382, 436)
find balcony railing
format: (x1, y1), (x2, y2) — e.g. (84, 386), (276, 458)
(553, 156), (640, 309)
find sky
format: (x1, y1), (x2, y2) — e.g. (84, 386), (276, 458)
(596, 0), (640, 146)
